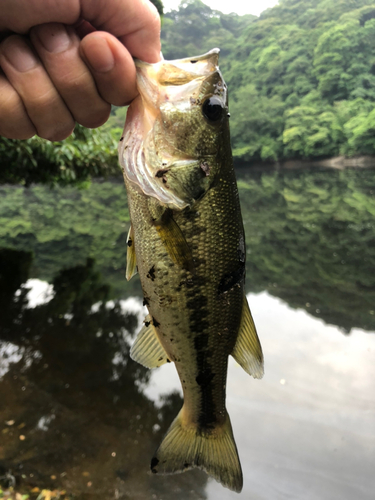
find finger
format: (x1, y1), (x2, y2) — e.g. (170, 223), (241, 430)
(73, 18), (96, 39)
(0, 0), (161, 63)
(80, 31), (137, 106)
(0, 35), (75, 141)
(0, 70), (36, 139)
(30, 23), (111, 128)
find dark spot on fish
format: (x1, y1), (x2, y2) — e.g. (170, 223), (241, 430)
(152, 317), (160, 328)
(200, 161), (211, 177)
(191, 60), (197, 64)
(143, 297), (149, 306)
(170, 338), (174, 342)
(158, 357), (164, 362)
(191, 318), (209, 333)
(166, 359), (171, 363)
(144, 321), (151, 327)
(127, 238), (132, 247)
(193, 186), (206, 200)
(184, 462), (190, 469)
(147, 265), (156, 281)
(119, 136), (124, 141)
(187, 295), (208, 307)
(218, 262), (245, 295)
(155, 169), (168, 178)
(196, 370), (215, 388)
(194, 333), (209, 350)
(151, 457), (159, 473)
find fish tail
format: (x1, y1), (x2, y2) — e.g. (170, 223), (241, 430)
(150, 406), (243, 492)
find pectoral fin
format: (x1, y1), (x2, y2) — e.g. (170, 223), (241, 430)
(154, 209), (195, 273)
(126, 224), (137, 281)
(231, 295), (264, 379)
(130, 315), (170, 368)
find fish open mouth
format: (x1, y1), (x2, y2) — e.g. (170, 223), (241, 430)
(119, 49), (227, 210)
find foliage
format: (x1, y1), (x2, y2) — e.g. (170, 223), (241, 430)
(163, 0), (375, 162)
(0, 125), (120, 185)
(161, 0), (256, 59)
(2, 0), (375, 179)
(150, 0), (164, 16)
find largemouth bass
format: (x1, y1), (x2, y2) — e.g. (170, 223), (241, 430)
(118, 49), (264, 493)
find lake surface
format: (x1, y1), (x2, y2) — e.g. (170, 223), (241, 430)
(0, 167), (374, 499)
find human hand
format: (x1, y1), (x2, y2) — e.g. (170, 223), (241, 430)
(0, 0), (161, 141)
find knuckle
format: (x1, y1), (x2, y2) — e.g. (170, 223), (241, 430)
(28, 87), (59, 110)
(0, 90), (35, 139)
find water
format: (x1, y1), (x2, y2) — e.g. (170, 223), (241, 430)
(0, 167), (374, 499)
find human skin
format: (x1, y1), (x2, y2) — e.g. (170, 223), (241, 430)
(0, 0), (161, 141)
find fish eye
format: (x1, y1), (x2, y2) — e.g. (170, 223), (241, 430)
(202, 96), (224, 122)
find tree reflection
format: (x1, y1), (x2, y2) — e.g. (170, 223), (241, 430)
(0, 251), (207, 499)
(238, 167), (375, 333)
(1, 168), (375, 334)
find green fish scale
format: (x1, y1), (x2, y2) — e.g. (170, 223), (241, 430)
(125, 154), (245, 432)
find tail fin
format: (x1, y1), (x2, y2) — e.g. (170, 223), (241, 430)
(150, 407), (243, 492)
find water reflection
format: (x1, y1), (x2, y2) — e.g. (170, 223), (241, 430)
(0, 253), (207, 498)
(1, 167), (375, 499)
(1, 168), (374, 332)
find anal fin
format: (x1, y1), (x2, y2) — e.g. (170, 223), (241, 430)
(130, 315), (170, 368)
(231, 295), (264, 379)
(126, 224), (137, 281)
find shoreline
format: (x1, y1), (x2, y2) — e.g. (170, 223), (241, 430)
(235, 155), (375, 170)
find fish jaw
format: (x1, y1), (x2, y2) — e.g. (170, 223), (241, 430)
(119, 49), (229, 211)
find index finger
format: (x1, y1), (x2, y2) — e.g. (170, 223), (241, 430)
(0, 0), (161, 62)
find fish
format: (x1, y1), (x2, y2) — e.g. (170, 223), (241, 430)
(118, 49), (264, 493)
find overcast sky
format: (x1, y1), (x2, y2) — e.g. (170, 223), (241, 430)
(161, 0), (279, 16)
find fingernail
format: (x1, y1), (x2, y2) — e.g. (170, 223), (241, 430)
(37, 24), (71, 53)
(3, 38), (38, 72)
(83, 35), (115, 73)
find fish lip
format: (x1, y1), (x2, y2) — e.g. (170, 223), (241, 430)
(134, 48), (220, 70)
(134, 48), (222, 106)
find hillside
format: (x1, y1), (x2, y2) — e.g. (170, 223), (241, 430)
(1, 0), (375, 183)
(163, 0), (375, 163)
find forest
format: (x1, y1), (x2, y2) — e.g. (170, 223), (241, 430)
(2, 0), (375, 182)
(162, 0), (375, 163)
